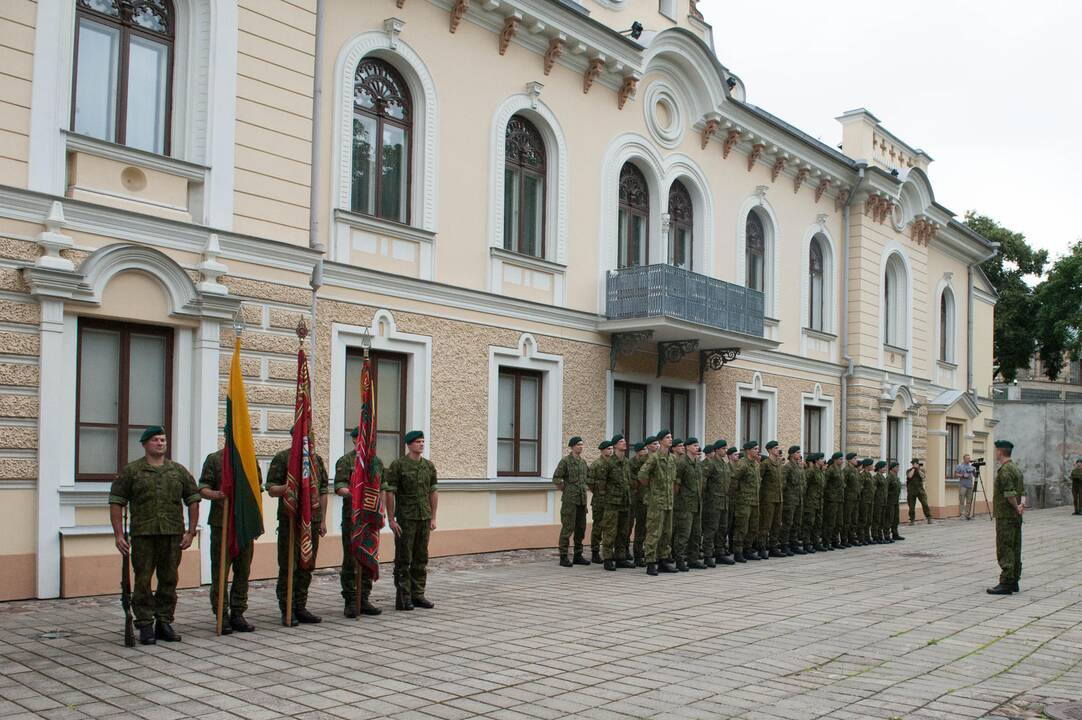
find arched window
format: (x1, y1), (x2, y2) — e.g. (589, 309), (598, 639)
(884, 253), (908, 347)
(668, 180), (693, 271)
(352, 57), (412, 223)
(618, 163), (649, 268)
(503, 115), (546, 258)
(72, 0), (175, 154)
(745, 211), (765, 291)
(808, 237), (825, 331)
(939, 287), (955, 362)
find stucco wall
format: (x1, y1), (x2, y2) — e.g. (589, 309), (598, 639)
(993, 399), (1081, 507)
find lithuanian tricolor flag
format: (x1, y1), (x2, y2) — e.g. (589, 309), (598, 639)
(222, 337), (264, 557)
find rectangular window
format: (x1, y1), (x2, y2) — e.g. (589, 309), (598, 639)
(661, 387), (690, 441)
(740, 398), (764, 448)
(612, 382), (647, 444)
(945, 422), (961, 479)
(344, 350), (408, 463)
(497, 368), (542, 476)
(76, 319), (173, 480)
(73, 18), (120, 142)
(124, 34), (169, 154)
(803, 405), (823, 455)
(886, 416), (902, 465)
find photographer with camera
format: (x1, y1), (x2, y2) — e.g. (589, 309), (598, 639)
(955, 454), (976, 520)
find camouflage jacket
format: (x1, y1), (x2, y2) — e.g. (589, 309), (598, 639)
(384, 455), (438, 521)
(553, 454), (589, 506)
(110, 458), (199, 536)
(637, 451), (676, 511)
(674, 455), (703, 513)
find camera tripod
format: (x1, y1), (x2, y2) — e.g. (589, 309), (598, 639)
(972, 464), (992, 520)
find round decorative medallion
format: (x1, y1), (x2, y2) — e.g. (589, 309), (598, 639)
(643, 82), (683, 149)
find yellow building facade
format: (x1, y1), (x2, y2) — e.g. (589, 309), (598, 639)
(0, 0), (998, 599)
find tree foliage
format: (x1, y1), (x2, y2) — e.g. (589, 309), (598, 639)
(965, 212), (1047, 382)
(1034, 240), (1082, 380)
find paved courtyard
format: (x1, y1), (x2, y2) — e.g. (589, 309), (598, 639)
(2, 507), (1081, 720)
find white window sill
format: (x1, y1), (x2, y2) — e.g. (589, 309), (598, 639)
(803, 327), (837, 341)
(938, 359), (959, 370)
(63, 130), (208, 181)
(334, 209), (436, 245)
(884, 343), (908, 355)
(490, 247), (567, 274)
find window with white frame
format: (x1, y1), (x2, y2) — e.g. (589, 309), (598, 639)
(883, 253), (908, 348)
(344, 350), (408, 462)
(803, 405), (823, 455)
(497, 368), (542, 476)
(668, 180), (693, 271)
(613, 381), (647, 443)
(740, 398), (764, 447)
(886, 416), (902, 465)
(618, 162), (650, 269)
(503, 115), (546, 258)
(661, 387), (690, 441)
(939, 287), (956, 362)
(745, 211), (765, 292)
(808, 236), (825, 331)
(945, 422), (961, 479)
(352, 58), (412, 224)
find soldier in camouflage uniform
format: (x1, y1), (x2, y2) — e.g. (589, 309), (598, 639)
(802, 453), (826, 552)
(266, 443), (330, 625)
(843, 452), (862, 546)
(672, 438), (705, 571)
(887, 461), (905, 541)
(1071, 458), (1082, 515)
(383, 431), (438, 611)
(553, 436), (591, 567)
(334, 428), (382, 617)
(782, 445), (805, 555)
(872, 461), (890, 543)
(859, 459), (877, 544)
(732, 441), (762, 562)
(629, 438), (653, 566)
(726, 446), (739, 554)
(199, 447), (261, 633)
(639, 430), (677, 576)
(822, 452), (846, 549)
(987, 439), (1025, 595)
(588, 440), (614, 564)
(601, 435), (634, 570)
(758, 441), (785, 559)
(109, 426), (199, 645)
(907, 458), (932, 525)
(702, 440), (734, 567)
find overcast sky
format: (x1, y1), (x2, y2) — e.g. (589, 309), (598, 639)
(699, 0), (1082, 266)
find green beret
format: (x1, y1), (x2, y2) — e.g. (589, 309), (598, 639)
(845, 452), (858, 460)
(875, 461), (887, 470)
(610, 434), (625, 445)
(911, 457), (923, 464)
(598, 440), (612, 450)
(673, 438), (684, 447)
(889, 461), (900, 469)
(139, 425), (165, 444)
(787, 445), (800, 455)
(656, 429), (672, 440)
(830, 451), (844, 461)
(861, 458), (874, 467)
(350, 427), (359, 440)
(568, 436), (583, 448)
(765, 440), (779, 449)
(742, 440), (758, 451)
(644, 435), (656, 445)
(716, 439), (728, 448)
(685, 437), (699, 447)
(404, 430), (424, 445)
(994, 440), (1014, 450)
(726, 447), (738, 455)
(632, 442), (645, 452)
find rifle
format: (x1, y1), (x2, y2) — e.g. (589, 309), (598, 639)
(120, 506), (135, 647)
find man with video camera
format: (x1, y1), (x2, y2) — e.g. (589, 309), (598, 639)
(955, 454), (976, 520)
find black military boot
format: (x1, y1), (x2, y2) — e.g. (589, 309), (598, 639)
(616, 558), (635, 569)
(689, 559), (706, 570)
(986, 583), (1013, 595)
(1011, 581), (1020, 593)
(411, 597), (435, 609)
(894, 532), (905, 541)
(590, 550), (602, 564)
(603, 559), (616, 571)
(793, 543), (806, 555)
(360, 595), (382, 616)
(634, 555), (645, 568)
(395, 590), (414, 611)
(926, 517), (933, 525)
(676, 561), (689, 572)
(572, 553), (591, 566)
(343, 602), (358, 619)
(559, 554), (572, 567)
(294, 608), (321, 624)
(646, 563), (658, 576)
(155, 621), (181, 642)
(756, 549), (768, 560)
(218, 619), (233, 635)
(718, 554), (735, 565)
(734, 551), (746, 563)
(745, 549), (759, 561)
(705, 557), (716, 568)
(229, 612), (254, 632)
(769, 547), (785, 558)
(138, 625), (156, 645)
(660, 560), (678, 573)
(281, 612), (299, 627)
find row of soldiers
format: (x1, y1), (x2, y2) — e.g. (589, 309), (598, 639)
(553, 431), (916, 575)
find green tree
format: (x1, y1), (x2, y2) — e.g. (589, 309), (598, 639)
(1034, 240), (1082, 380)
(964, 212), (1047, 382)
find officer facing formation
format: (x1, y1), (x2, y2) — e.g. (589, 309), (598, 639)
(553, 436), (591, 566)
(988, 440), (1024, 595)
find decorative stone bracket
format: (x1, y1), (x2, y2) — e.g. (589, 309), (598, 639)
(657, 339), (699, 377)
(583, 57), (604, 94)
(910, 216), (938, 246)
(499, 14), (520, 55)
(747, 142), (765, 172)
(543, 36), (564, 75)
(449, 0), (469, 33)
(609, 330), (653, 370)
(722, 129), (741, 159)
(814, 177), (831, 204)
(701, 114), (721, 149)
(865, 193), (893, 224)
(617, 75), (639, 110)
(770, 155), (787, 183)
(699, 348), (739, 383)
(793, 166), (810, 194)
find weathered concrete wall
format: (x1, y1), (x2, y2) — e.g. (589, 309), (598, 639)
(993, 400), (1082, 507)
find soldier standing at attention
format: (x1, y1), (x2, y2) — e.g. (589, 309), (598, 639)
(782, 446), (805, 556)
(731, 441), (762, 562)
(110, 426), (199, 645)
(672, 439), (686, 458)
(199, 447), (261, 633)
(334, 428), (382, 617)
(673, 438), (705, 571)
(702, 440), (734, 567)
(906, 458), (932, 525)
(822, 452), (846, 549)
(726, 446), (740, 554)
(843, 452), (862, 545)
(987, 439), (1025, 595)
(266, 442), (330, 625)
(859, 459), (877, 544)
(383, 431), (439, 611)
(588, 440), (614, 564)
(758, 441), (784, 559)
(553, 436), (591, 567)
(601, 435), (634, 570)
(873, 461), (890, 543)
(887, 461), (905, 541)
(1069, 458), (1082, 515)
(639, 429), (678, 576)
(802, 453), (826, 552)
(629, 438), (652, 566)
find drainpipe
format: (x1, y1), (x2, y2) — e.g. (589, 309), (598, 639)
(309, 0), (326, 254)
(840, 163), (866, 450)
(967, 247), (998, 399)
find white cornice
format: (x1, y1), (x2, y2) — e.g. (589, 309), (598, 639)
(63, 131), (209, 181)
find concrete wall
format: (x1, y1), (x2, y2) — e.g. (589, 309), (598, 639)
(992, 399), (1082, 507)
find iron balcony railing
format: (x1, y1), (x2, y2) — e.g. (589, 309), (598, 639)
(606, 264), (766, 337)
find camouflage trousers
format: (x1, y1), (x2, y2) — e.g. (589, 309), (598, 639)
(888, 496), (902, 537)
(557, 502), (587, 556)
(731, 504), (758, 556)
(995, 517), (1022, 584)
(275, 523), (321, 613)
(860, 501), (875, 540)
(801, 500), (822, 546)
(340, 518), (374, 603)
(630, 496), (648, 560)
(209, 525), (253, 616)
(907, 488), (930, 522)
(1073, 480), (1082, 514)
(672, 510), (701, 563)
(876, 503), (890, 540)
(758, 500), (782, 550)
(600, 507), (630, 561)
(700, 503), (729, 558)
(783, 495), (803, 546)
(393, 519), (431, 599)
(131, 534), (182, 628)
(845, 499), (861, 542)
(822, 501), (843, 545)
(643, 505), (673, 564)
(590, 500), (605, 554)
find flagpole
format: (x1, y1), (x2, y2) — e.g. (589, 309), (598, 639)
(215, 497), (230, 636)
